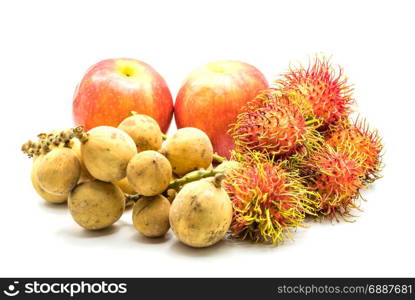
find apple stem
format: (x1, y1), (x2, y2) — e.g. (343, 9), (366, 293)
(212, 153), (226, 163)
(161, 133), (168, 141)
(21, 126), (88, 158)
(168, 169), (223, 190)
(130, 111), (138, 116)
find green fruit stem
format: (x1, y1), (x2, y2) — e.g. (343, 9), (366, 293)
(212, 153), (226, 163)
(124, 169), (224, 204)
(168, 169), (223, 190)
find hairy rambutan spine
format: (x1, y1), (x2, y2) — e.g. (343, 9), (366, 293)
(229, 89), (322, 159)
(326, 118), (383, 185)
(276, 56), (354, 128)
(302, 145), (366, 220)
(224, 152), (317, 244)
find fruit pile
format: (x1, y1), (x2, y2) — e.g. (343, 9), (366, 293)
(226, 58), (383, 244)
(21, 56), (382, 247)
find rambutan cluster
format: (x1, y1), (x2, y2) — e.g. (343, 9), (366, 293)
(226, 56), (383, 244)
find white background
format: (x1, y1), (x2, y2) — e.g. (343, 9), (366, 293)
(1, 0), (414, 277)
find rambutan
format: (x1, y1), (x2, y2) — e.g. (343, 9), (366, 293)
(303, 145), (366, 220)
(326, 118), (383, 184)
(224, 152), (317, 244)
(228, 89), (322, 158)
(276, 56), (354, 128)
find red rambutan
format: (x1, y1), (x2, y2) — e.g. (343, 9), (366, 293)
(276, 56), (354, 128)
(303, 145), (366, 220)
(229, 89), (322, 158)
(326, 118), (383, 184)
(224, 152), (317, 244)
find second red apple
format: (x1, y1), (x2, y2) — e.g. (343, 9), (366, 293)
(174, 60), (268, 159)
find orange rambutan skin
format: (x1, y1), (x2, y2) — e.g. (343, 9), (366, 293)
(229, 90), (310, 157)
(304, 147), (365, 219)
(326, 119), (383, 184)
(276, 57), (354, 127)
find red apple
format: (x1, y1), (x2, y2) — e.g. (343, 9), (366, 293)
(175, 60), (268, 158)
(72, 58), (173, 132)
